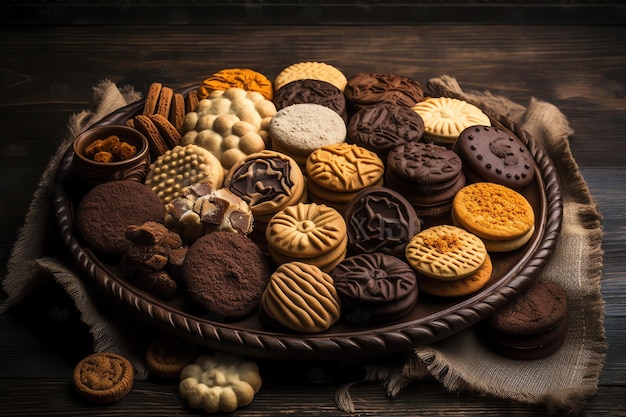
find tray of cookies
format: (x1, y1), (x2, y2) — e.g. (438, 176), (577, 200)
(53, 64), (562, 360)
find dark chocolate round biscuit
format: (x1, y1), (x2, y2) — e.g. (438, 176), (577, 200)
(455, 125), (536, 189)
(273, 79), (348, 123)
(182, 231), (272, 320)
(386, 141), (463, 186)
(332, 253), (418, 324)
(342, 186), (421, 257)
(347, 102), (424, 156)
(385, 170), (466, 208)
(76, 180), (165, 257)
(486, 281), (568, 337)
(344, 72), (424, 112)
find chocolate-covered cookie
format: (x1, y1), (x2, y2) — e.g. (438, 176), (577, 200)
(344, 72), (424, 113)
(332, 253), (418, 324)
(480, 281), (568, 360)
(342, 186), (420, 257)
(347, 102), (425, 157)
(455, 125), (536, 189)
(273, 79), (348, 123)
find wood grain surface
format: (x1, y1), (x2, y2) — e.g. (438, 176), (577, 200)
(1, 23), (625, 416)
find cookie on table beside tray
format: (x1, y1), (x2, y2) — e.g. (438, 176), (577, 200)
(306, 143), (385, 212)
(273, 78), (348, 123)
(198, 68), (274, 100)
(269, 103), (347, 168)
(332, 253), (418, 324)
(385, 141), (465, 220)
(479, 281), (568, 360)
(73, 352), (134, 403)
(260, 261), (341, 333)
(347, 102), (425, 160)
(405, 224), (487, 281)
(342, 186), (421, 258)
(452, 182), (535, 252)
(182, 231), (272, 320)
(344, 72), (424, 113)
(146, 338), (197, 379)
(274, 61), (348, 93)
(412, 97), (491, 146)
(454, 125), (536, 189)
(265, 202), (347, 273)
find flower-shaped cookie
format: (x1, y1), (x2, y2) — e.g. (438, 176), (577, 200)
(179, 352), (262, 414)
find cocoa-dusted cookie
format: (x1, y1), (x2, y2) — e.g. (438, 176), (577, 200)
(73, 352), (134, 403)
(480, 281), (568, 360)
(332, 253), (418, 324)
(342, 186), (420, 258)
(344, 72), (424, 113)
(182, 231), (272, 320)
(347, 102), (425, 158)
(273, 78), (348, 123)
(76, 180), (165, 257)
(455, 125), (536, 189)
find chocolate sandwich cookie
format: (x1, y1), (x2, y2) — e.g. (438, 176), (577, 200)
(274, 79), (348, 123)
(347, 102), (425, 158)
(385, 141), (465, 219)
(344, 72), (424, 113)
(332, 253), (418, 324)
(182, 231), (272, 320)
(76, 180), (165, 258)
(342, 186), (421, 258)
(455, 125), (536, 189)
(480, 281), (568, 360)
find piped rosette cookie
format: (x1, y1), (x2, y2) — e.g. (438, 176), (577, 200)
(265, 202), (347, 273)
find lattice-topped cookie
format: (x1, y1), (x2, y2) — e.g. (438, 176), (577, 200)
(405, 224), (487, 280)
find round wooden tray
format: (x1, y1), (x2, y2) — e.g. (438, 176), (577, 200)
(53, 87), (562, 360)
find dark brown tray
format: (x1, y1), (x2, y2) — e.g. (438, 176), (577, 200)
(53, 87), (562, 360)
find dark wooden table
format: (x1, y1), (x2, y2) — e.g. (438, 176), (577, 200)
(1, 21), (625, 416)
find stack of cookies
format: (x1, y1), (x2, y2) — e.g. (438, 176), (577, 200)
(404, 225), (493, 298)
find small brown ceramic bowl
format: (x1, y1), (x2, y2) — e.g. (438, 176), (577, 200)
(71, 125), (150, 186)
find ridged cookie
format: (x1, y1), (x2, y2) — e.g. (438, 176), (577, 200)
(405, 224), (487, 280)
(274, 61), (348, 92)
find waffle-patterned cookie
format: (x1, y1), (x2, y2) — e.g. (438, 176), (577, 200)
(274, 61), (348, 92)
(145, 144), (224, 204)
(412, 97), (491, 145)
(260, 261), (341, 333)
(405, 224), (487, 280)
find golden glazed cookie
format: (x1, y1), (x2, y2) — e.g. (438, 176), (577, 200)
(145, 144), (224, 204)
(452, 182), (535, 242)
(417, 253), (493, 298)
(412, 97), (491, 145)
(73, 352), (134, 403)
(405, 224), (487, 280)
(274, 61), (348, 92)
(266, 202), (347, 271)
(198, 68), (274, 101)
(260, 261), (341, 333)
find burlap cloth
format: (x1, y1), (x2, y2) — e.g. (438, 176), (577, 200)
(1, 76), (606, 414)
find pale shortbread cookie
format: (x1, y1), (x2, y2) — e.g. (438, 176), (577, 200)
(145, 144), (224, 204)
(269, 103), (347, 161)
(274, 61), (348, 92)
(452, 182), (535, 242)
(266, 203), (347, 270)
(405, 224), (487, 280)
(412, 97), (491, 145)
(261, 261), (341, 333)
(417, 254), (493, 298)
(181, 88), (276, 170)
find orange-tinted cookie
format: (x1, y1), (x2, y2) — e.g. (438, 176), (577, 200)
(198, 68), (273, 101)
(417, 253), (493, 297)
